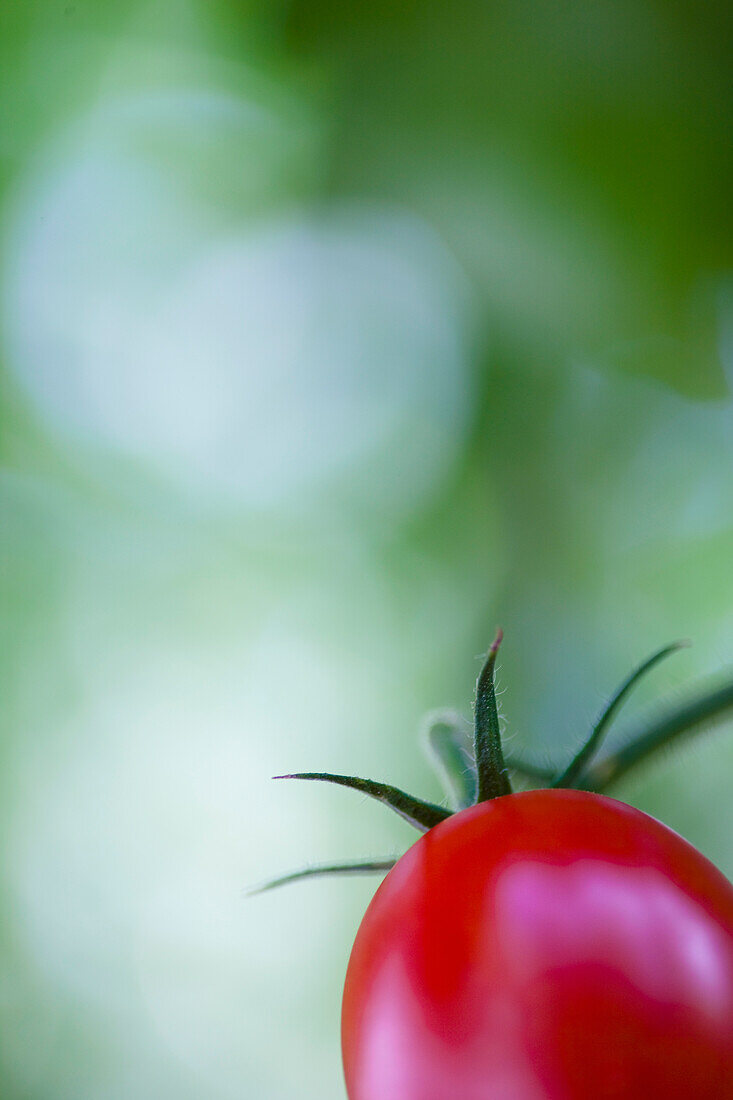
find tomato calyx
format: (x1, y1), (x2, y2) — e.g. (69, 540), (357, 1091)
(251, 631), (733, 894)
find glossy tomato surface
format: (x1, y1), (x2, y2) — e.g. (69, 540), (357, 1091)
(341, 790), (733, 1100)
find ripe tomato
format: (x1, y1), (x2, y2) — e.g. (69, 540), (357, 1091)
(266, 635), (733, 1096)
(341, 789), (733, 1100)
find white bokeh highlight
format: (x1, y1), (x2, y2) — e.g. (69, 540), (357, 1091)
(3, 93), (473, 518)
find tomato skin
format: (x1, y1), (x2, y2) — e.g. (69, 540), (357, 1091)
(341, 790), (733, 1100)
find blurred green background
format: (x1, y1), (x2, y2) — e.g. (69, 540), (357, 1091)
(1, 2), (733, 1097)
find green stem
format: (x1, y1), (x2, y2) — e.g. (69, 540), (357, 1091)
(474, 629), (512, 802)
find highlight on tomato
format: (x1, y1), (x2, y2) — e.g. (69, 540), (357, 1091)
(255, 632), (733, 1099)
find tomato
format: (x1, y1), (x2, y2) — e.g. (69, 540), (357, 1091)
(341, 789), (733, 1100)
(264, 635), (733, 1097)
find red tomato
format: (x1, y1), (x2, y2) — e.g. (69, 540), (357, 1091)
(341, 789), (733, 1100)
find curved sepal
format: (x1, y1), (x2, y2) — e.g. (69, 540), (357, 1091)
(247, 858), (397, 896)
(422, 709), (477, 810)
(473, 629), (512, 801)
(274, 772), (452, 832)
(580, 676), (733, 791)
(554, 640), (688, 789)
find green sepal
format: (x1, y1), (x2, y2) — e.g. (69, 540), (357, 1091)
(247, 858), (397, 896)
(473, 629), (512, 801)
(553, 641), (688, 789)
(274, 772), (452, 832)
(422, 709), (477, 810)
(580, 676), (733, 791)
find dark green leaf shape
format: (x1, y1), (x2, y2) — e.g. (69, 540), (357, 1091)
(247, 859), (397, 896)
(553, 641), (688, 789)
(274, 772), (452, 832)
(474, 629), (512, 801)
(581, 676), (733, 792)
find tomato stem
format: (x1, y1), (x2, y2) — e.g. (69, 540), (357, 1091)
(474, 628), (513, 801)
